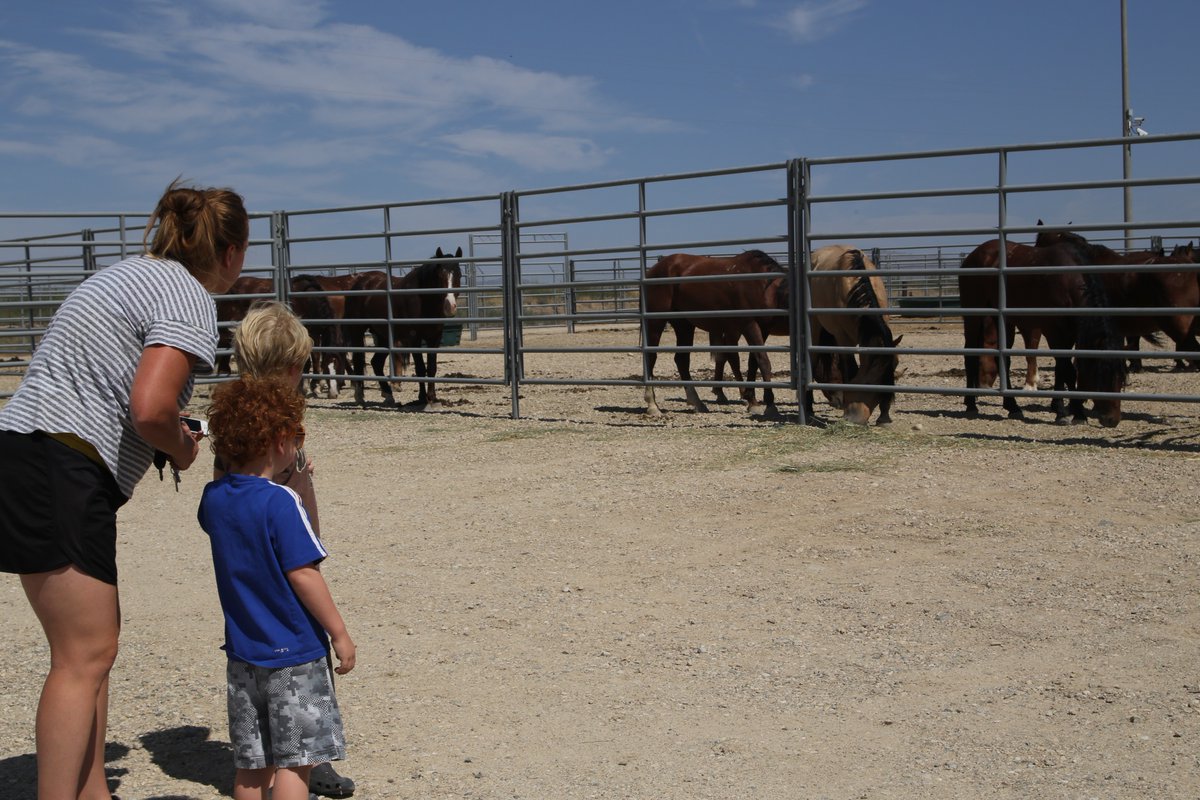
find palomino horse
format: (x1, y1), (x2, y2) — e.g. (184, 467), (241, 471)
(706, 247), (901, 425)
(806, 245), (901, 425)
(343, 247), (462, 406)
(1032, 230), (1200, 372)
(642, 250), (784, 416)
(959, 236), (1127, 426)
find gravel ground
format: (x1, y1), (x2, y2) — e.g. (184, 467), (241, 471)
(2, 323), (1199, 799)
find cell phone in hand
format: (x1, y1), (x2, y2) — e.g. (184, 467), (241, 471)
(182, 416), (208, 435)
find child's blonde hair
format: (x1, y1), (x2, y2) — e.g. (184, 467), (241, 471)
(233, 300), (313, 379)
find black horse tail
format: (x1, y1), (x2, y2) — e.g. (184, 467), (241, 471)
(1074, 272), (1128, 391)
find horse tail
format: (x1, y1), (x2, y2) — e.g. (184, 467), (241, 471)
(1075, 272), (1128, 390)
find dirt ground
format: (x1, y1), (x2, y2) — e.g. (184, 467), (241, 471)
(2, 323), (1200, 800)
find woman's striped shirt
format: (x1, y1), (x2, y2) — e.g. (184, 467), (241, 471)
(0, 255), (219, 498)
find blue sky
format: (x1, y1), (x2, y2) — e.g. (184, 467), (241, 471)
(0, 0), (1197, 217)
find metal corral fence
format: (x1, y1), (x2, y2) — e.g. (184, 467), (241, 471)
(0, 131), (1197, 422)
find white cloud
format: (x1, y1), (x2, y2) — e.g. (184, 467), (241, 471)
(443, 129), (610, 172)
(0, 0), (679, 193)
(775, 0), (867, 42)
(791, 73), (817, 90)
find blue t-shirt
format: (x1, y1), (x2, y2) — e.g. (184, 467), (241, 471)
(198, 473), (329, 668)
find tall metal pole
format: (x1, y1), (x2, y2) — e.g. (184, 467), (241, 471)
(1121, 0), (1133, 250)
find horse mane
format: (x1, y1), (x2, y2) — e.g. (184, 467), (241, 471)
(400, 260), (442, 286)
(740, 249), (785, 273)
(842, 249), (894, 349)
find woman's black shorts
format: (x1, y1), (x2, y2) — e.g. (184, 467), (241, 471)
(0, 430), (127, 584)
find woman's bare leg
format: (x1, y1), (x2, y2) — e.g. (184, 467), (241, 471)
(21, 565), (120, 800)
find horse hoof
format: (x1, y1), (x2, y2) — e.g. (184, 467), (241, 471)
(1054, 415), (1072, 426)
(1006, 410), (1024, 421)
(746, 403), (766, 416)
(644, 407), (663, 418)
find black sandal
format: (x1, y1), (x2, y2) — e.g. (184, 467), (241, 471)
(309, 762), (355, 798)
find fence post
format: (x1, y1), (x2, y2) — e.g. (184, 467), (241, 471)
(500, 191), (522, 418)
(82, 229), (96, 273)
(787, 158), (810, 425)
(271, 211), (290, 301)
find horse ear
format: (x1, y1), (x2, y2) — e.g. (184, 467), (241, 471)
(1037, 219), (1044, 226)
(892, 335), (903, 347)
(455, 247), (463, 257)
(435, 247), (445, 258)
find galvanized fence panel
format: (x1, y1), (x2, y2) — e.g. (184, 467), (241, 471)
(0, 132), (1197, 422)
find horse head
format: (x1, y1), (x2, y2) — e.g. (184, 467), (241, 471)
(433, 246), (463, 317)
(841, 334), (902, 425)
(1171, 242), (1197, 262)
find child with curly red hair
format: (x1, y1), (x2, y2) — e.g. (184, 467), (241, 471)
(200, 377), (355, 800)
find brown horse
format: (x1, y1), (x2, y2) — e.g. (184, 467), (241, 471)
(807, 245), (901, 425)
(1033, 230), (1200, 372)
(959, 236), (1127, 426)
(295, 273), (358, 396)
(642, 250), (784, 416)
(215, 276), (276, 375)
(343, 247), (462, 406)
(215, 275), (338, 396)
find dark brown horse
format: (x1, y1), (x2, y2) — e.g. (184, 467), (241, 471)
(215, 276), (276, 375)
(291, 273), (358, 396)
(215, 275), (338, 395)
(642, 250), (784, 416)
(289, 274), (350, 397)
(344, 247), (463, 406)
(959, 236), (1127, 426)
(1033, 230), (1200, 371)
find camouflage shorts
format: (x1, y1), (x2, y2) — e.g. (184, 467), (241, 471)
(227, 655), (346, 769)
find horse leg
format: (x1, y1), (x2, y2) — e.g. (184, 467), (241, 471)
(708, 331), (734, 403)
(350, 334), (366, 405)
(424, 348), (439, 405)
(742, 322), (773, 415)
(1022, 326), (1041, 390)
(643, 319), (667, 416)
(1125, 335), (1144, 373)
(999, 322), (1024, 420)
(672, 323), (708, 413)
(963, 315), (988, 418)
(371, 331), (395, 404)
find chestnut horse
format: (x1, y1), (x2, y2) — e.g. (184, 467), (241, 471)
(642, 250), (784, 416)
(344, 247), (462, 406)
(959, 236), (1127, 426)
